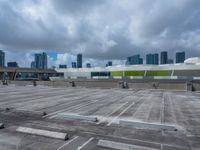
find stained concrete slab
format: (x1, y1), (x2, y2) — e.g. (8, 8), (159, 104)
(0, 84), (199, 149)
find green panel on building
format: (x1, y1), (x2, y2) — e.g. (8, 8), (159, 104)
(124, 71), (145, 76)
(146, 70), (171, 76)
(111, 71), (123, 76)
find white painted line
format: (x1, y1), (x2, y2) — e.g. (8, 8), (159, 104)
(107, 102), (135, 126)
(97, 140), (158, 150)
(45, 99), (99, 119)
(57, 136), (79, 150)
(16, 127), (68, 140)
(56, 113), (98, 122)
(119, 120), (177, 131)
(77, 137), (94, 150)
(97, 102), (129, 124)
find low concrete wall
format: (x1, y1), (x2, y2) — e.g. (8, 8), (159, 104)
(7, 79), (200, 91)
(74, 80), (118, 88)
(127, 82), (186, 90)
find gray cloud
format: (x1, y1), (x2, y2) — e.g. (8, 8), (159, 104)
(0, 0), (200, 66)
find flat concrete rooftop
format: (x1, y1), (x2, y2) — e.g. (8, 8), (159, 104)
(0, 84), (200, 150)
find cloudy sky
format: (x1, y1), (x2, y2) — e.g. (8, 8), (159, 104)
(0, 0), (200, 68)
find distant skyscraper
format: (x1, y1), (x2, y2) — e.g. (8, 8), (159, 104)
(146, 53), (159, 65)
(139, 58), (143, 64)
(106, 61), (112, 67)
(35, 54), (42, 69)
(72, 62), (77, 68)
(59, 64), (67, 68)
(146, 54), (152, 65)
(7, 62), (18, 67)
(77, 54), (82, 68)
(0, 50), (5, 67)
(126, 55), (143, 65)
(176, 51), (185, 63)
(86, 63), (91, 68)
(35, 52), (47, 69)
(154, 54), (159, 65)
(42, 52), (47, 69)
(31, 61), (35, 68)
(160, 51), (168, 64)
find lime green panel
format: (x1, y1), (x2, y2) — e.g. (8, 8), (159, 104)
(124, 71), (145, 76)
(111, 71), (123, 76)
(146, 70), (171, 76)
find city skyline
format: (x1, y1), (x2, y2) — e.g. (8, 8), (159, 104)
(0, 0), (200, 68)
(0, 49), (188, 69)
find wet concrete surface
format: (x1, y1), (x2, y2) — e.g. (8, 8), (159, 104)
(0, 84), (200, 150)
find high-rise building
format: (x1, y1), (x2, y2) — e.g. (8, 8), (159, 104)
(126, 55), (143, 65)
(59, 64), (67, 68)
(77, 54), (82, 68)
(42, 52), (47, 69)
(86, 63), (91, 68)
(35, 52), (47, 69)
(31, 61), (35, 68)
(0, 50), (5, 68)
(139, 58), (143, 64)
(106, 61), (112, 67)
(146, 54), (152, 65)
(160, 51), (168, 64)
(7, 62), (18, 67)
(146, 53), (159, 65)
(176, 51), (185, 63)
(72, 62), (77, 68)
(154, 54), (159, 65)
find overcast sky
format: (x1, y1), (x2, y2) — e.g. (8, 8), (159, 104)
(0, 0), (200, 67)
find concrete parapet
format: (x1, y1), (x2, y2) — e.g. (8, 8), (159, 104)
(119, 120), (178, 131)
(16, 127), (68, 140)
(8, 79), (199, 91)
(56, 113), (98, 122)
(98, 140), (158, 150)
(0, 123), (4, 129)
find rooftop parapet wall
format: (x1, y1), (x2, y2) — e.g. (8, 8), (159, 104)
(7, 79), (198, 91)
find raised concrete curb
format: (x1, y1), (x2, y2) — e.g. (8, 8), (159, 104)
(97, 140), (158, 150)
(56, 113), (98, 122)
(0, 123), (4, 129)
(119, 120), (177, 131)
(16, 127), (68, 140)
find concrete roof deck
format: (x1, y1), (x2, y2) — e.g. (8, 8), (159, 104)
(0, 84), (200, 150)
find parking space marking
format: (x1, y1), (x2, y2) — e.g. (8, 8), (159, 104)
(97, 102), (129, 124)
(77, 137), (94, 150)
(57, 136), (79, 150)
(107, 101), (135, 126)
(49, 100), (100, 119)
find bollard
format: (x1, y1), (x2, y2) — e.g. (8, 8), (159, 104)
(70, 81), (76, 87)
(16, 127), (68, 140)
(119, 81), (128, 89)
(33, 81), (37, 87)
(123, 81), (128, 89)
(187, 82), (195, 91)
(152, 82), (159, 89)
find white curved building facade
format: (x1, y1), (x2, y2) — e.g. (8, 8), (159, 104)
(56, 61), (200, 80)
